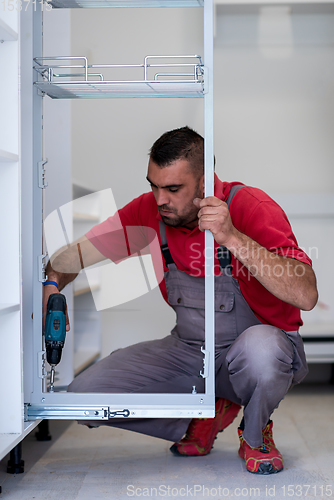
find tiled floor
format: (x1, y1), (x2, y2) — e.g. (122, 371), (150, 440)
(1, 384), (334, 499)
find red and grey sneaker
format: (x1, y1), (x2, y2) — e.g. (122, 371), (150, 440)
(170, 398), (241, 456)
(238, 420), (284, 475)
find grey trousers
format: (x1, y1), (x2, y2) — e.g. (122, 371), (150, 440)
(68, 324), (298, 448)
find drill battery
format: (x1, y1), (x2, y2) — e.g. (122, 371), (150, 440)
(45, 293), (67, 367)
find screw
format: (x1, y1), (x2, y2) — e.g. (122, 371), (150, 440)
(84, 411), (89, 416)
(200, 399), (204, 404)
(41, 398), (45, 403)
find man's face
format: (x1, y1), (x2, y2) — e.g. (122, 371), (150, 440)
(147, 158), (204, 229)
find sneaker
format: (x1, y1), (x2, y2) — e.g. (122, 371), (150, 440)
(238, 420), (283, 474)
(170, 398), (241, 456)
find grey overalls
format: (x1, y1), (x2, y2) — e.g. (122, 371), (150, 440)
(68, 186), (308, 448)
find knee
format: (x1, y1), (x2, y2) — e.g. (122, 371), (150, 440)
(226, 325), (294, 383)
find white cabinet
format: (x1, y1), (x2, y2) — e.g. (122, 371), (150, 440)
(0, 6), (22, 458)
(0, 7), (39, 462)
(23, 0), (216, 421)
(0, 0), (225, 453)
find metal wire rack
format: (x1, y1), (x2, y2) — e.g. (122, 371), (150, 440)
(33, 55), (205, 99)
(49, 0), (203, 8)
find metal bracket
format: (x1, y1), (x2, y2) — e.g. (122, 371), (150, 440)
(25, 405), (110, 421)
(202, 66), (209, 95)
(38, 350), (47, 379)
(38, 159), (48, 189)
(109, 409), (130, 418)
(200, 346), (210, 378)
(38, 253), (48, 283)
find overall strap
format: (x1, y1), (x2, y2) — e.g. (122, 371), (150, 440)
(226, 183), (245, 209)
(217, 184), (245, 269)
(159, 221), (176, 268)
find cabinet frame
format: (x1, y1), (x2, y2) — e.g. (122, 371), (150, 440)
(25, 0), (216, 421)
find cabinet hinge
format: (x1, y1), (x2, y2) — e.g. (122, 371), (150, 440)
(200, 346), (210, 378)
(38, 159), (48, 189)
(38, 253), (48, 283)
(202, 66), (208, 95)
(38, 350), (47, 379)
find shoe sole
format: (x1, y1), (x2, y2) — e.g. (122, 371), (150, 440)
(248, 464), (283, 475)
(169, 444), (210, 457)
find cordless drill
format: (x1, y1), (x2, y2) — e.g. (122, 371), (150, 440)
(44, 293), (67, 392)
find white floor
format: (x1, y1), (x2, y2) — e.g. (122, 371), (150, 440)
(1, 384), (334, 500)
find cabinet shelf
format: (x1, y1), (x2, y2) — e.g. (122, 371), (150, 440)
(0, 18), (18, 42)
(34, 55), (204, 99)
(0, 422), (40, 462)
(0, 150), (19, 163)
(0, 303), (20, 317)
(50, 0), (203, 8)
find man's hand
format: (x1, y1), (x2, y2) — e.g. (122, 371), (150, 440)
(43, 284), (70, 333)
(193, 196), (237, 247)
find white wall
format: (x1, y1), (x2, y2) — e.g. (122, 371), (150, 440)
(214, 4), (334, 195)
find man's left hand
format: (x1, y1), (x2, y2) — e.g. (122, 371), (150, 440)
(193, 196), (236, 247)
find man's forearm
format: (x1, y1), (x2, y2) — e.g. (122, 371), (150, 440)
(226, 230), (318, 311)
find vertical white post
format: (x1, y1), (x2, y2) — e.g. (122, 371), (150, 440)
(204, 0), (215, 399)
(32, 8), (45, 397)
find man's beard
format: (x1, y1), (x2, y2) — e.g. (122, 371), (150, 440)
(159, 186), (202, 228)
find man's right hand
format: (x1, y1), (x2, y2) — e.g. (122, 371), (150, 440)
(43, 283), (70, 333)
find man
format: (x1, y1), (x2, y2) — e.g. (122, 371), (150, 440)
(43, 126), (318, 475)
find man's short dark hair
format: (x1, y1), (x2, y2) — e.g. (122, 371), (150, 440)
(149, 126), (204, 179)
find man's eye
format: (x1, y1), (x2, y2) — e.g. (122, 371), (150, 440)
(169, 189), (178, 193)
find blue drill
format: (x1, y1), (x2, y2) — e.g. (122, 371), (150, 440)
(45, 293), (67, 392)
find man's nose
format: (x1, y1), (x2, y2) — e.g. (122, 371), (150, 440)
(156, 189), (169, 207)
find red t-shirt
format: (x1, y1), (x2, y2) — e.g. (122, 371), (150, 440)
(86, 176), (312, 331)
